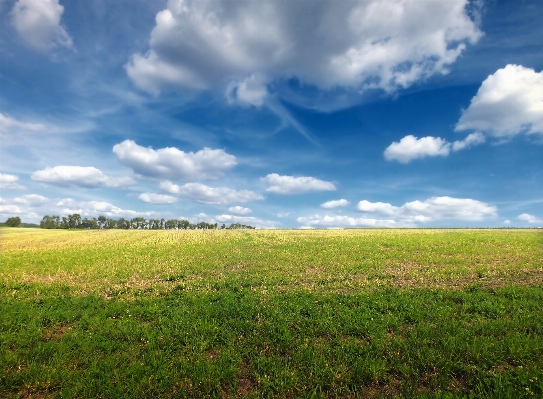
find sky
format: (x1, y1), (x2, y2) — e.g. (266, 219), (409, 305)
(1, 0), (542, 229)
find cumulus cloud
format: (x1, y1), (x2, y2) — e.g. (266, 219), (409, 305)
(215, 214), (279, 229)
(11, 0), (72, 52)
(126, 0), (481, 95)
(160, 181), (263, 204)
(456, 65), (543, 137)
(0, 204), (22, 214)
(518, 213), (543, 224)
(113, 140), (236, 181)
(55, 198), (156, 218)
(355, 196), (497, 222)
(0, 113), (46, 134)
(228, 206), (251, 215)
(226, 74), (269, 107)
(13, 194), (48, 207)
(138, 192), (177, 205)
(321, 199), (350, 209)
(297, 215), (397, 228)
(300, 196), (497, 228)
(31, 166), (135, 188)
(0, 173), (26, 190)
(262, 173), (335, 194)
(384, 135), (451, 163)
(0, 196), (157, 223)
(452, 132), (486, 151)
(384, 133), (485, 163)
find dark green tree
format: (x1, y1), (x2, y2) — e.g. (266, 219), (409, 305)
(5, 216), (21, 227)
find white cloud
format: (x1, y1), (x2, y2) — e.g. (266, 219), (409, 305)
(0, 113), (46, 134)
(277, 212), (290, 218)
(384, 133), (485, 163)
(226, 74), (269, 107)
(356, 200), (399, 216)
(31, 166), (135, 188)
(456, 65), (543, 137)
(300, 196), (497, 228)
(503, 220), (511, 225)
(0, 173), (26, 190)
(103, 176), (137, 188)
(55, 198), (156, 219)
(296, 215), (397, 228)
(452, 132), (486, 151)
(160, 181), (263, 204)
(518, 213), (543, 224)
(0, 196), (156, 224)
(262, 173), (335, 194)
(215, 214), (279, 229)
(126, 0), (481, 95)
(11, 0), (72, 52)
(356, 196), (497, 222)
(321, 199), (350, 209)
(113, 140), (236, 181)
(384, 135), (451, 163)
(228, 206), (251, 215)
(138, 193), (177, 205)
(0, 204), (22, 214)
(13, 194), (48, 207)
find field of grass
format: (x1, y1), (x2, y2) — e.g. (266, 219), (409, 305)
(1, 228), (542, 398)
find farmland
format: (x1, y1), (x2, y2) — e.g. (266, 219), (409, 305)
(1, 228), (542, 398)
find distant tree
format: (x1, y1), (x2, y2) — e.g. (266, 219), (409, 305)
(40, 215), (58, 229)
(5, 216), (21, 227)
(117, 218), (130, 229)
(131, 217), (146, 229)
(165, 219), (178, 229)
(68, 214), (82, 229)
(227, 223), (255, 230)
(82, 217), (99, 229)
(61, 217), (69, 229)
(98, 215), (107, 229)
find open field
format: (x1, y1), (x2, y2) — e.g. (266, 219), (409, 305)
(1, 228), (542, 398)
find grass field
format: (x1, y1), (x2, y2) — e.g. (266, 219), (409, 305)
(1, 228), (542, 398)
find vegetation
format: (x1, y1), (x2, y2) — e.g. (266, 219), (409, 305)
(1, 228), (542, 398)
(39, 214), (254, 230)
(4, 217), (21, 227)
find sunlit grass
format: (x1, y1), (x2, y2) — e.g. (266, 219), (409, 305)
(1, 228), (542, 398)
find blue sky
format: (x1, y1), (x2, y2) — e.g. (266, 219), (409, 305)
(1, 0), (542, 228)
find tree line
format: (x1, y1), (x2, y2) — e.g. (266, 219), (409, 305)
(39, 214), (255, 230)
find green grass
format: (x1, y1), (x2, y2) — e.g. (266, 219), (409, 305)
(1, 228), (542, 398)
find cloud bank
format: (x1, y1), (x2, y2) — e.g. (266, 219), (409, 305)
(356, 196), (497, 222)
(0, 173), (26, 190)
(518, 213), (543, 224)
(31, 166), (135, 188)
(228, 206), (252, 215)
(160, 181), (263, 204)
(113, 140), (237, 181)
(126, 0), (481, 95)
(299, 196), (496, 228)
(262, 174), (336, 194)
(11, 0), (73, 52)
(321, 199), (350, 209)
(138, 193), (177, 205)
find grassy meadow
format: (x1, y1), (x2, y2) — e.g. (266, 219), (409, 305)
(1, 228), (542, 398)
